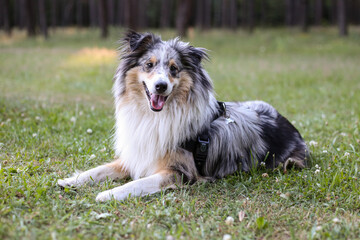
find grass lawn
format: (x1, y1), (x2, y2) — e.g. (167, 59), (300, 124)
(1, 27), (360, 239)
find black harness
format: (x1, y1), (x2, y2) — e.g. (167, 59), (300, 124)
(180, 101), (226, 176)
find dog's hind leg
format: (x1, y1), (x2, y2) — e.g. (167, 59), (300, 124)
(57, 159), (129, 187)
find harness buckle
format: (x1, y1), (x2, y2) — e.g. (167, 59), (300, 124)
(197, 136), (209, 153)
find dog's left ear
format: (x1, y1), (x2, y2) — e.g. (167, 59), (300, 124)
(188, 46), (209, 65)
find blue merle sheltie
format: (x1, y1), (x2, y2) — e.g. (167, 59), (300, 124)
(58, 31), (309, 201)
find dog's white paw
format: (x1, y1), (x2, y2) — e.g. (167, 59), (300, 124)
(96, 190), (114, 202)
(57, 176), (79, 187)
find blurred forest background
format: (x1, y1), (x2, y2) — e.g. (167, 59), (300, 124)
(0, 0), (358, 38)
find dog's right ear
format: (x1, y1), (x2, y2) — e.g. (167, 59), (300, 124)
(123, 31), (159, 53)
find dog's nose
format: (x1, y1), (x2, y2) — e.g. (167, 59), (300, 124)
(155, 81), (168, 94)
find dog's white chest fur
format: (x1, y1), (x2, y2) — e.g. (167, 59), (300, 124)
(113, 96), (217, 180)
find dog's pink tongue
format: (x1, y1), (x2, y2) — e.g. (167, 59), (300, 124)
(150, 94), (166, 110)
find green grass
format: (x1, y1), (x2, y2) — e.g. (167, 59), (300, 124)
(1, 27), (360, 239)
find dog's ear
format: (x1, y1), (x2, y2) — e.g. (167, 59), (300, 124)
(187, 46), (209, 65)
(123, 31), (159, 53)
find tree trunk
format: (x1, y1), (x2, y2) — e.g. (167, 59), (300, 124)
(38, 0), (48, 38)
(76, 0), (83, 27)
(203, 0), (211, 29)
(196, 0), (204, 29)
(160, 0), (172, 28)
(51, 0), (57, 28)
(108, 0), (115, 25)
(213, 0), (221, 27)
(196, 0), (211, 30)
(285, 0), (295, 26)
(176, 0), (192, 37)
(99, 0), (108, 38)
(299, 0), (309, 32)
(63, 0), (75, 26)
(337, 0), (348, 36)
(314, 0), (323, 25)
(259, 0), (267, 26)
(25, 0), (36, 36)
(138, 0), (149, 29)
(221, 0), (229, 28)
(330, 0), (337, 24)
(246, 0), (253, 32)
(124, 0), (138, 30)
(1, 0), (11, 35)
(89, 0), (98, 26)
(117, 0), (126, 26)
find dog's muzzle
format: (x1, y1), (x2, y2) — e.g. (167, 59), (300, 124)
(143, 82), (169, 112)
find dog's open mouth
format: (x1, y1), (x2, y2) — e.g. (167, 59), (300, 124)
(143, 82), (168, 112)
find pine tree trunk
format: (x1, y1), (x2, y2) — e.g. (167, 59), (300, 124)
(124, 0), (138, 30)
(99, 0), (108, 38)
(299, 0), (309, 32)
(138, 0), (149, 29)
(246, 0), (253, 32)
(1, 0), (11, 35)
(160, 0), (172, 28)
(337, 0), (348, 36)
(108, 0), (115, 25)
(51, 0), (57, 29)
(285, 0), (295, 26)
(89, 0), (98, 26)
(116, 0), (125, 26)
(176, 0), (192, 37)
(38, 0), (48, 38)
(76, 0), (83, 27)
(221, 0), (229, 28)
(314, 0), (323, 25)
(25, 0), (36, 36)
(203, 0), (211, 29)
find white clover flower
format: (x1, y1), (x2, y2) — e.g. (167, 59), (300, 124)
(32, 133), (37, 137)
(70, 116), (76, 123)
(332, 217), (340, 223)
(314, 169), (320, 174)
(223, 234), (232, 240)
(225, 216), (234, 225)
(315, 164), (319, 169)
(87, 128), (93, 134)
(322, 150), (328, 153)
(260, 162), (266, 166)
(309, 140), (318, 147)
(166, 236), (175, 240)
(344, 152), (350, 157)
(316, 226), (322, 231)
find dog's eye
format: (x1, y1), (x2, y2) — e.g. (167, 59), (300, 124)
(146, 62), (153, 69)
(170, 65), (178, 73)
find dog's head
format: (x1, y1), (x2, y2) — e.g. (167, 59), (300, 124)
(118, 31), (211, 112)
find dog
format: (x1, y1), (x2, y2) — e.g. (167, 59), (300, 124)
(57, 31), (309, 201)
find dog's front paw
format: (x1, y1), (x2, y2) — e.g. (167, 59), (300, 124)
(57, 176), (80, 188)
(96, 190), (114, 202)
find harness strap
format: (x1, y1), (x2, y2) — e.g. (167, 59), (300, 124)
(180, 101), (226, 176)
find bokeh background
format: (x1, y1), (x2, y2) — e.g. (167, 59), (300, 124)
(0, 0), (357, 38)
